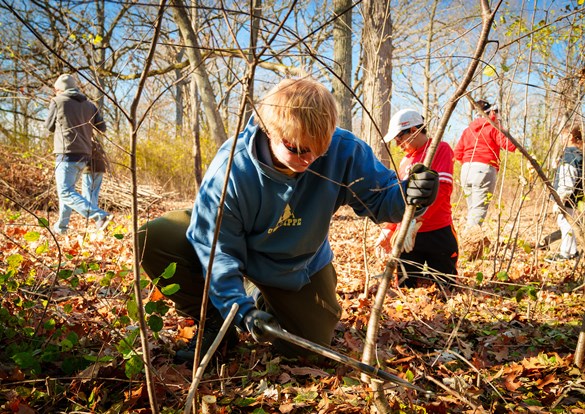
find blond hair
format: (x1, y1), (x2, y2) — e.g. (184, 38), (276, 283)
(255, 78), (338, 155)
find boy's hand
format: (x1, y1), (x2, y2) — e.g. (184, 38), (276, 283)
(243, 309), (281, 343)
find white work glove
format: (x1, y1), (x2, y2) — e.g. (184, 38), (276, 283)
(402, 219), (422, 252)
(375, 220), (422, 257)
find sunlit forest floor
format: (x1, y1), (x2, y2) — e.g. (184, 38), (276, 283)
(1, 195), (584, 413)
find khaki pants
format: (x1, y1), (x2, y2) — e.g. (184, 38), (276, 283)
(137, 209), (342, 357)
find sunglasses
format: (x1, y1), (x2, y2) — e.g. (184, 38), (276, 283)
(396, 128), (411, 140)
(282, 139), (311, 155)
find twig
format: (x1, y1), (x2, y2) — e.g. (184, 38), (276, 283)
(362, 2), (502, 412)
(184, 303), (238, 414)
(423, 373), (488, 413)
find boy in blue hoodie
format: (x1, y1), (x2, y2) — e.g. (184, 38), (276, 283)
(138, 78), (439, 362)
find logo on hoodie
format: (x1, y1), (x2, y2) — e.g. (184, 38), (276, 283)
(268, 204), (302, 234)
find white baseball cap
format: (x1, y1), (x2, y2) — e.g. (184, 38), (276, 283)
(383, 109), (424, 143)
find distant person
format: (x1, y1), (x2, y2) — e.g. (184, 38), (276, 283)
(376, 109), (458, 287)
(138, 78), (439, 364)
(454, 100), (516, 229)
(546, 126), (583, 262)
(82, 139), (108, 210)
(45, 73), (112, 235)
(60, 138), (109, 231)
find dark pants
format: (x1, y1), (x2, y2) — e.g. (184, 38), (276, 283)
(399, 224), (458, 287)
(137, 209), (342, 357)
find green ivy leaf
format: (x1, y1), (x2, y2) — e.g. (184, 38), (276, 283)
(342, 376), (361, 386)
(61, 339), (74, 352)
(148, 315), (164, 332)
(161, 263), (177, 279)
(127, 299), (139, 321)
(24, 231), (40, 242)
(100, 271), (115, 287)
(117, 329), (140, 357)
(294, 390), (318, 403)
(233, 397), (256, 407)
(58, 269), (72, 280)
(125, 354), (143, 378)
(84, 354), (114, 362)
(145, 301), (157, 314)
(74, 263), (88, 274)
(70, 276), (80, 288)
(35, 241), (49, 255)
(12, 351), (42, 374)
(516, 286), (538, 303)
(7, 254), (23, 270)
(40, 344), (60, 363)
(161, 283), (180, 295)
(66, 331), (79, 345)
(38, 217), (50, 228)
(44, 318), (56, 330)
(144, 301), (170, 316)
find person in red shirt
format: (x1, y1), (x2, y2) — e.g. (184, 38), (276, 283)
(454, 100), (516, 229)
(376, 109), (458, 288)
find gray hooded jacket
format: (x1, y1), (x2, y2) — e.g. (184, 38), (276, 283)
(45, 89), (106, 155)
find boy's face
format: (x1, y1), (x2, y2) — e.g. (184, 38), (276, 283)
(394, 128), (425, 155)
(269, 137), (321, 173)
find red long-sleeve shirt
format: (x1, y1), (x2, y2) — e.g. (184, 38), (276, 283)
(384, 140), (454, 234)
(454, 116), (516, 170)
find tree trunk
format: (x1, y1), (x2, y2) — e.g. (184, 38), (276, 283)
(359, 0), (392, 164)
(175, 48), (185, 139)
(422, 0), (439, 120)
(95, 0), (106, 110)
(171, 0), (228, 146)
(191, 73), (203, 191)
(575, 311), (585, 369)
(332, 0), (353, 131)
(243, 0), (262, 122)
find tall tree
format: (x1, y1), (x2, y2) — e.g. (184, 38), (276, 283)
(170, 0), (228, 146)
(359, 0), (392, 162)
(332, 0), (353, 131)
(244, 0), (263, 121)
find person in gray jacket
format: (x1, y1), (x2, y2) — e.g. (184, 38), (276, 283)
(45, 73), (112, 235)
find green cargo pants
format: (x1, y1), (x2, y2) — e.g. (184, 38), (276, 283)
(137, 209), (342, 357)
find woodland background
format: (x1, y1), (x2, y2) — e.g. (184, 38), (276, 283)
(1, 0), (585, 413)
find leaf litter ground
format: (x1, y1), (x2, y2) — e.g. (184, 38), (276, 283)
(0, 205), (584, 413)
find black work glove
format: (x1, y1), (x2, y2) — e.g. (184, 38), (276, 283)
(243, 309), (281, 343)
(405, 163), (439, 207)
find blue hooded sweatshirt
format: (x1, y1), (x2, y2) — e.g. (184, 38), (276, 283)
(187, 118), (408, 326)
